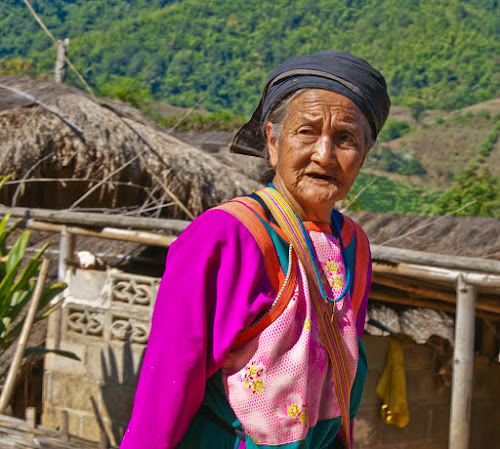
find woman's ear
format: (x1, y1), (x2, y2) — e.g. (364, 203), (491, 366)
(266, 122), (279, 168)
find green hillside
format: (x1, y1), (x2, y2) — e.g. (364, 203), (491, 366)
(1, 0), (499, 114)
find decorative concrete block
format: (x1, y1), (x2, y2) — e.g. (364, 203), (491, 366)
(45, 340), (87, 376)
(47, 372), (102, 413)
(67, 268), (108, 307)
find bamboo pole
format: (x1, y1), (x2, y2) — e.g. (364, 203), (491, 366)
(369, 289), (458, 314)
(369, 289), (494, 319)
(0, 204), (190, 234)
(449, 275), (476, 449)
(0, 258), (50, 413)
(26, 219), (177, 248)
(372, 262), (500, 289)
(372, 245), (500, 275)
(58, 226), (74, 282)
(372, 274), (500, 315)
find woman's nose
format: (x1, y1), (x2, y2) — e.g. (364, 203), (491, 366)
(311, 135), (336, 166)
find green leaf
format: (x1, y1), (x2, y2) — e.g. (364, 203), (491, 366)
(0, 267), (20, 316)
(23, 346), (81, 361)
(4, 231), (30, 274)
(11, 255), (42, 295)
(0, 214), (12, 256)
(0, 218), (26, 254)
(0, 214), (11, 237)
(38, 283), (67, 311)
(0, 175), (12, 191)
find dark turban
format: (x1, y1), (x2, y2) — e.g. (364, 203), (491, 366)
(230, 50), (391, 158)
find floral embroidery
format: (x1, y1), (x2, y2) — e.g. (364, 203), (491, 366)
(253, 379), (265, 393)
(303, 318), (311, 331)
(287, 404), (301, 418)
(278, 395), (309, 426)
(324, 260), (339, 274)
(286, 403), (308, 424)
(330, 275), (344, 290)
(242, 361), (265, 393)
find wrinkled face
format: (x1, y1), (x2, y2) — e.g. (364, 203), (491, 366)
(267, 89), (370, 221)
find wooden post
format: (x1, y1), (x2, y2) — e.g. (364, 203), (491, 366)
(449, 274), (476, 449)
(58, 226), (74, 282)
(55, 38), (69, 83)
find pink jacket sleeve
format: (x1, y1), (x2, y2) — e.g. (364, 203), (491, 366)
(120, 209), (276, 449)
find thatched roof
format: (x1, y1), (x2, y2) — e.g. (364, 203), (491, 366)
(350, 211), (500, 261)
(0, 75), (262, 219)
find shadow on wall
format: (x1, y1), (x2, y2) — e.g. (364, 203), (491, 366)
(97, 336), (145, 446)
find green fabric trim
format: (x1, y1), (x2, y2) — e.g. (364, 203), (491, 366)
(344, 233), (357, 297)
(350, 336), (368, 420)
(254, 212), (290, 274)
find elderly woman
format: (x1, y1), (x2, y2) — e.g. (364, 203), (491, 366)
(120, 50), (390, 449)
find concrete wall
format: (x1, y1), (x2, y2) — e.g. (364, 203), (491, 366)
(42, 268), (158, 446)
(42, 268), (500, 447)
(355, 335), (500, 449)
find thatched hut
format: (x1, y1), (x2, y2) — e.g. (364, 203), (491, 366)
(0, 75), (262, 219)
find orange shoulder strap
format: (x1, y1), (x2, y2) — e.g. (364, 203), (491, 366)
(345, 216), (371, 322)
(214, 197), (296, 346)
(215, 197), (285, 294)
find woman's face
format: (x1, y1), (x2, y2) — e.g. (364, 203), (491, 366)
(266, 89), (370, 222)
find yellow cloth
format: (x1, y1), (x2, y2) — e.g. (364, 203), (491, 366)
(376, 337), (410, 428)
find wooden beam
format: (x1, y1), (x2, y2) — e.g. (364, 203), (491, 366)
(370, 289), (457, 314)
(25, 219), (177, 248)
(372, 274), (500, 315)
(373, 262), (500, 289)
(369, 288), (497, 319)
(372, 245), (500, 275)
(0, 204), (190, 234)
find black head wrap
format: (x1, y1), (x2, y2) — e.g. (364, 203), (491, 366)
(230, 50), (391, 158)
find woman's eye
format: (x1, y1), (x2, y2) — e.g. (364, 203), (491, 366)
(337, 133), (355, 144)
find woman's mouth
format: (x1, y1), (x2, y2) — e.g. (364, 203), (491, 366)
(307, 173), (334, 182)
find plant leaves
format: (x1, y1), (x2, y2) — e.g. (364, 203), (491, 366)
(38, 283), (67, 311)
(4, 230), (30, 274)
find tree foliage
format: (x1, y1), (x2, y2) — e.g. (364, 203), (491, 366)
(438, 164), (500, 217)
(345, 173), (443, 215)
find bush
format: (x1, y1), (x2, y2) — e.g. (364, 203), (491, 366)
(370, 146), (426, 176)
(378, 119), (411, 142)
(438, 165), (500, 217)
